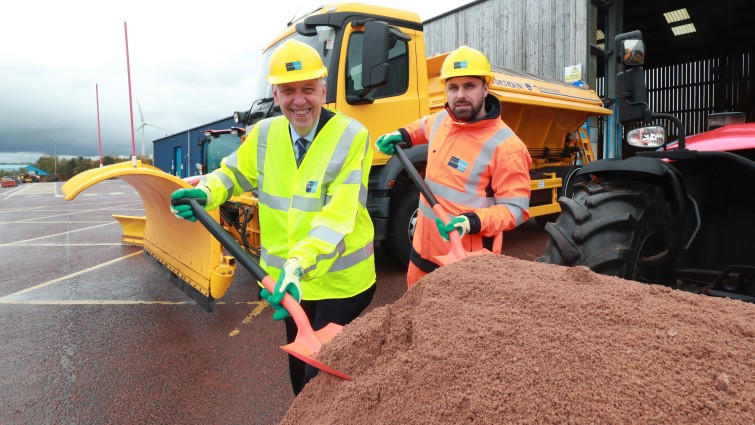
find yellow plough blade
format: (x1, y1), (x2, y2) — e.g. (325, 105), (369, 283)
(62, 161), (235, 310)
(112, 215), (146, 246)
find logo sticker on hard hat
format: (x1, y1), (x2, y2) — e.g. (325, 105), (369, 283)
(286, 61), (303, 71)
(453, 61), (468, 70)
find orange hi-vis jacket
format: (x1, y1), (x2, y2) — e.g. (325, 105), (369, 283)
(401, 94), (532, 274)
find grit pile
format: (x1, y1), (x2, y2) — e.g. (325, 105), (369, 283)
(280, 255), (755, 424)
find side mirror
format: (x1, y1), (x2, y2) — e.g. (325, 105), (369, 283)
(361, 21), (391, 91)
(621, 39), (645, 66)
(627, 126), (666, 148)
(615, 31), (649, 125)
(614, 30), (643, 64)
(361, 22), (410, 92)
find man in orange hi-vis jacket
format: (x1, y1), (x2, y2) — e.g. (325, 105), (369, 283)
(376, 46), (533, 288)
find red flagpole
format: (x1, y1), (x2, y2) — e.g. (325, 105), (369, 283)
(96, 84), (103, 167)
(124, 22), (137, 166)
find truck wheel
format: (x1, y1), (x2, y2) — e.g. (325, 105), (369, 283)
(382, 186), (419, 267)
(535, 166), (588, 229)
(540, 179), (675, 282)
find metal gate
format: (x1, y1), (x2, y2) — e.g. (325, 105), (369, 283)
(643, 51), (753, 137)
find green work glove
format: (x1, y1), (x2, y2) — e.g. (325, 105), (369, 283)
(170, 187), (209, 222)
(435, 215), (471, 241)
(375, 131), (403, 155)
(265, 258), (304, 321)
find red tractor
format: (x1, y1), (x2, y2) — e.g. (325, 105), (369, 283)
(541, 31), (755, 302)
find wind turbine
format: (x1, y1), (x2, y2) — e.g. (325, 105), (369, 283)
(135, 98), (169, 157)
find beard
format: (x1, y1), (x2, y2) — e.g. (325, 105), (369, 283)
(451, 97), (484, 122)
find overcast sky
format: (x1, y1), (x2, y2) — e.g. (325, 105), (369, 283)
(0, 0), (472, 164)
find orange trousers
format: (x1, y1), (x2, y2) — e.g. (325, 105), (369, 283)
(407, 262), (429, 289)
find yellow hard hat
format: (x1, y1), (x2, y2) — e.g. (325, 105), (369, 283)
(439, 46), (494, 84)
(267, 39), (328, 85)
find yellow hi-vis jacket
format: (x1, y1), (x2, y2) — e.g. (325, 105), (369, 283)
(201, 110), (376, 300)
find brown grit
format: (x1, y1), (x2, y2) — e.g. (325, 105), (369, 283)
(280, 255), (755, 424)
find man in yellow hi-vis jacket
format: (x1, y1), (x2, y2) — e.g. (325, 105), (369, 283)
(170, 39), (376, 395)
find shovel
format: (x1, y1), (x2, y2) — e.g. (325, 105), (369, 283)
(175, 198), (351, 380)
(393, 144), (492, 265)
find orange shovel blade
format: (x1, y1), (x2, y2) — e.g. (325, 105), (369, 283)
(281, 323), (351, 381)
(433, 225), (494, 266)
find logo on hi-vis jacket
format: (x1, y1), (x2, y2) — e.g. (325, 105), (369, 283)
(453, 60), (468, 70)
(447, 156), (468, 173)
(306, 180), (318, 193)
(286, 61), (303, 71)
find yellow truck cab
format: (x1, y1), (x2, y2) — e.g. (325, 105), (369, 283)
(238, 3), (611, 265)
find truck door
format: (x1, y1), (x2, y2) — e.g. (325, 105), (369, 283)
(335, 24), (426, 156)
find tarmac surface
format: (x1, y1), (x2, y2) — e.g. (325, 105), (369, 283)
(0, 180), (548, 424)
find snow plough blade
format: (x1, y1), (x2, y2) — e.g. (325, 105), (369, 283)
(61, 161), (236, 311)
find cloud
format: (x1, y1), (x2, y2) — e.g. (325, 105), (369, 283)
(0, 0), (468, 164)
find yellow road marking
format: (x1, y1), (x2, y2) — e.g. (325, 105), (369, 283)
(229, 301), (268, 336)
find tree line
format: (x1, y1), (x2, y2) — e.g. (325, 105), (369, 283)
(31, 155), (153, 178)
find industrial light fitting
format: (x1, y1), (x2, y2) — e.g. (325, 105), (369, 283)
(663, 8), (690, 24)
(671, 23), (696, 36)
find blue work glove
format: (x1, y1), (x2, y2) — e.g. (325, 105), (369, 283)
(170, 187), (209, 222)
(375, 131), (403, 155)
(435, 215), (471, 241)
(262, 258), (304, 321)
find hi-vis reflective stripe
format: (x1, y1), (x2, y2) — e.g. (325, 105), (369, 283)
(261, 240), (374, 275)
(427, 180), (492, 208)
(329, 241), (374, 272)
(418, 196), (529, 225)
(325, 121), (362, 182)
(262, 246), (286, 269)
(429, 110), (448, 141)
(419, 115), (429, 139)
(343, 169), (362, 184)
(465, 126), (515, 190)
(256, 119), (272, 198)
(291, 195), (325, 212)
(258, 192), (290, 211)
(309, 225), (346, 246)
(223, 151), (254, 192)
(260, 241), (375, 274)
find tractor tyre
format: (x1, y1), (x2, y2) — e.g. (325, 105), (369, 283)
(381, 185), (419, 268)
(540, 178), (676, 283)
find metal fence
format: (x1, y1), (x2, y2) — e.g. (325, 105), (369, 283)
(593, 51), (752, 156)
(645, 51), (753, 137)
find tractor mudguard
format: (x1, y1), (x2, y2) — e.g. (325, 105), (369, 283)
(577, 156), (689, 215)
(578, 156), (669, 176)
(61, 161), (236, 311)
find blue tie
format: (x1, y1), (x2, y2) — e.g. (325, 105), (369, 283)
(295, 137), (309, 166)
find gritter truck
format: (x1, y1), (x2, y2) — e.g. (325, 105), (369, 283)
(62, 3), (611, 311)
